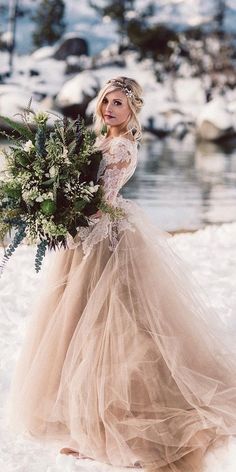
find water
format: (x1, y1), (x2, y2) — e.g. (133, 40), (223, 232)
(1, 135), (236, 231)
(122, 135), (236, 231)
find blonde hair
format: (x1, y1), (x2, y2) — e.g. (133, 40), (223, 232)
(94, 76), (144, 141)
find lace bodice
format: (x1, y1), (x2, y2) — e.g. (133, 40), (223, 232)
(67, 136), (138, 256)
(96, 136), (138, 204)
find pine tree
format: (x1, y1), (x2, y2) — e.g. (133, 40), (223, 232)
(90, 0), (135, 47)
(32, 0), (66, 48)
(214, 0), (226, 33)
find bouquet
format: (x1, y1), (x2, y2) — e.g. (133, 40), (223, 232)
(0, 107), (116, 273)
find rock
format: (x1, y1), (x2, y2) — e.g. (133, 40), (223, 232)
(29, 69), (40, 77)
(56, 71), (99, 119)
(53, 34), (89, 61)
(197, 97), (235, 141)
(31, 34), (89, 63)
(65, 54), (92, 75)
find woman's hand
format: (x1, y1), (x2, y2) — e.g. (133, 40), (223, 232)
(90, 210), (103, 219)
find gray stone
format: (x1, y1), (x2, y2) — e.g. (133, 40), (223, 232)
(53, 35), (89, 61)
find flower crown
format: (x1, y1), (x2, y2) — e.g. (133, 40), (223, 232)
(107, 79), (135, 100)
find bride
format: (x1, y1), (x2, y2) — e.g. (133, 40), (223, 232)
(7, 77), (236, 472)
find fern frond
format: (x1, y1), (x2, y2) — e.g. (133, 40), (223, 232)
(0, 115), (34, 141)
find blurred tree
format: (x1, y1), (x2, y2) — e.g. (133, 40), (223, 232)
(127, 20), (178, 60)
(8, 0), (19, 75)
(214, 0), (226, 35)
(90, 0), (177, 59)
(89, 0), (135, 47)
(32, 0), (66, 48)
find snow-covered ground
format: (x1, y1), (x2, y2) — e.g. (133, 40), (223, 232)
(1, 222), (236, 471)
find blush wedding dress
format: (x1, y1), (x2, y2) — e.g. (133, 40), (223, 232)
(7, 135), (236, 472)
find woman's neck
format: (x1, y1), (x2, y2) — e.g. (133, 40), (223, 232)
(107, 125), (129, 138)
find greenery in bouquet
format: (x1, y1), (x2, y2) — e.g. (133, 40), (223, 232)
(0, 107), (119, 273)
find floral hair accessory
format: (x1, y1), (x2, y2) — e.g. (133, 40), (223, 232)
(108, 79), (135, 100)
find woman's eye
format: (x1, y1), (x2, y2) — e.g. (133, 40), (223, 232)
(114, 100), (122, 106)
(102, 98), (108, 104)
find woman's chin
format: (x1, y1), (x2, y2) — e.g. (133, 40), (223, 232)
(103, 117), (118, 126)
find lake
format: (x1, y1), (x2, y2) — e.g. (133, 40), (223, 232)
(123, 135), (236, 231)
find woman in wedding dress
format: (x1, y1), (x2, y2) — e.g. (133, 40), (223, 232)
(8, 77), (236, 472)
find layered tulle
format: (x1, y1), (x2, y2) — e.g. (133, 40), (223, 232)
(7, 202), (236, 472)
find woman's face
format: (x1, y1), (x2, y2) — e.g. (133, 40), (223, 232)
(101, 90), (131, 129)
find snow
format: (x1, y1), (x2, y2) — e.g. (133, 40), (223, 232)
(197, 97), (234, 130)
(0, 90), (35, 117)
(174, 78), (206, 105)
(1, 222), (236, 470)
(56, 72), (99, 107)
(1, 32), (236, 137)
(31, 46), (56, 61)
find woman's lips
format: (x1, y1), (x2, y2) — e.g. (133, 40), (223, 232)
(104, 114), (115, 119)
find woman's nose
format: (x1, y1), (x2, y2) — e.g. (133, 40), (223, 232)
(105, 102), (112, 112)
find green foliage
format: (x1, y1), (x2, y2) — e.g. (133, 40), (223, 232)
(214, 0), (226, 30)
(90, 0), (135, 43)
(0, 115), (34, 141)
(35, 240), (47, 273)
(127, 21), (178, 60)
(0, 222), (26, 275)
(0, 107), (123, 273)
(99, 200), (126, 222)
(35, 125), (47, 158)
(90, 0), (178, 58)
(32, 0), (66, 48)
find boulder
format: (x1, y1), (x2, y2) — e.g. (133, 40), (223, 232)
(197, 97), (235, 141)
(56, 71), (99, 119)
(53, 34), (89, 61)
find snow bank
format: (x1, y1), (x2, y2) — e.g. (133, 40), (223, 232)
(197, 97), (234, 131)
(174, 78), (205, 105)
(56, 71), (99, 107)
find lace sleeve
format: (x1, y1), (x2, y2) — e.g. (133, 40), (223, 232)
(98, 140), (134, 205)
(67, 138), (137, 256)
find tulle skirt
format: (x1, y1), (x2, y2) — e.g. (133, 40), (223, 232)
(7, 202), (236, 472)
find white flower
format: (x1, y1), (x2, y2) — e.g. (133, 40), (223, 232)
(23, 140), (34, 153)
(88, 182), (99, 193)
(49, 166), (57, 178)
(35, 196), (43, 202)
(62, 146), (68, 157)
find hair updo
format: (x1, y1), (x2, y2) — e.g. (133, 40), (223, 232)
(94, 76), (144, 140)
